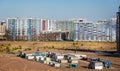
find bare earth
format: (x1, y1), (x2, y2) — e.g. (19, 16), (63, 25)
(0, 50), (120, 71)
(0, 41), (120, 71)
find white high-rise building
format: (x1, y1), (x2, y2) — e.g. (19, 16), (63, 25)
(3, 18), (115, 42)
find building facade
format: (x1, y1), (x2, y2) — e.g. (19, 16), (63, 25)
(4, 18), (115, 42)
(0, 21), (6, 40)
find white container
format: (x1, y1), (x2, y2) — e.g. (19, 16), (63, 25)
(46, 57), (51, 64)
(79, 54), (87, 59)
(35, 56), (41, 61)
(49, 61), (55, 66)
(89, 61), (103, 70)
(59, 59), (68, 63)
(94, 62), (103, 70)
(27, 55), (34, 60)
(69, 53), (87, 60)
(54, 63), (61, 67)
(56, 55), (64, 59)
(71, 60), (78, 64)
(25, 54), (33, 58)
(71, 57), (79, 60)
(68, 55), (79, 60)
(43, 61), (47, 64)
(40, 57), (46, 61)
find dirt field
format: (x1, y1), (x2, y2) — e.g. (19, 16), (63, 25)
(0, 41), (116, 52)
(0, 50), (120, 71)
(0, 41), (119, 71)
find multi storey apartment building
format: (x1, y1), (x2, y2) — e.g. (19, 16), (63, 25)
(3, 18), (115, 42)
(0, 21), (6, 40)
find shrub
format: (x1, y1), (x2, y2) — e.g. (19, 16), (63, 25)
(24, 48), (31, 51)
(33, 43), (37, 45)
(52, 46), (54, 49)
(0, 50), (3, 52)
(15, 47), (18, 50)
(5, 46), (11, 53)
(1, 44), (4, 46)
(81, 44), (83, 46)
(18, 45), (22, 49)
(43, 46), (48, 49)
(43, 46), (46, 49)
(111, 47), (116, 50)
(8, 43), (11, 46)
(37, 49), (39, 51)
(8, 52), (15, 54)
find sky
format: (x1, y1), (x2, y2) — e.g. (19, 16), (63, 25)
(0, 0), (120, 22)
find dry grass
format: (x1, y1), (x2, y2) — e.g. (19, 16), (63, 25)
(0, 41), (116, 52)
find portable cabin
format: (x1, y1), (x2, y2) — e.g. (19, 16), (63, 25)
(88, 61), (103, 70)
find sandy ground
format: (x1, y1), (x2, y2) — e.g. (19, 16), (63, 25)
(0, 54), (61, 71)
(0, 50), (120, 71)
(0, 41), (119, 71)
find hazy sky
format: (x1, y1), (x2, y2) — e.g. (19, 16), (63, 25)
(0, 0), (120, 22)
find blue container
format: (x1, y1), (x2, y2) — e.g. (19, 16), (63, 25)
(69, 64), (78, 68)
(103, 61), (111, 68)
(35, 51), (40, 56)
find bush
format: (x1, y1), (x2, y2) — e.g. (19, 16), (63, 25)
(8, 52), (15, 54)
(14, 47), (18, 50)
(5, 46), (11, 53)
(8, 43), (11, 46)
(43, 46), (48, 49)
(111, 47), (116, 50)
(81, 44), (83, 46)
(52, 46), (54, 49)
(1, 44), (4, 46)
(24, 48), (31, 51)
(33, 43), (37, 45)
(18, 45), (22, 49)
(43, 46), (55, 49)
(0, 50), (3, 52)
(17, 50), (22, 53)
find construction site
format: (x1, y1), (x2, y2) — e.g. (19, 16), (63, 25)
(0, 4), (120, 71)
(0, 41), (119, 71)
